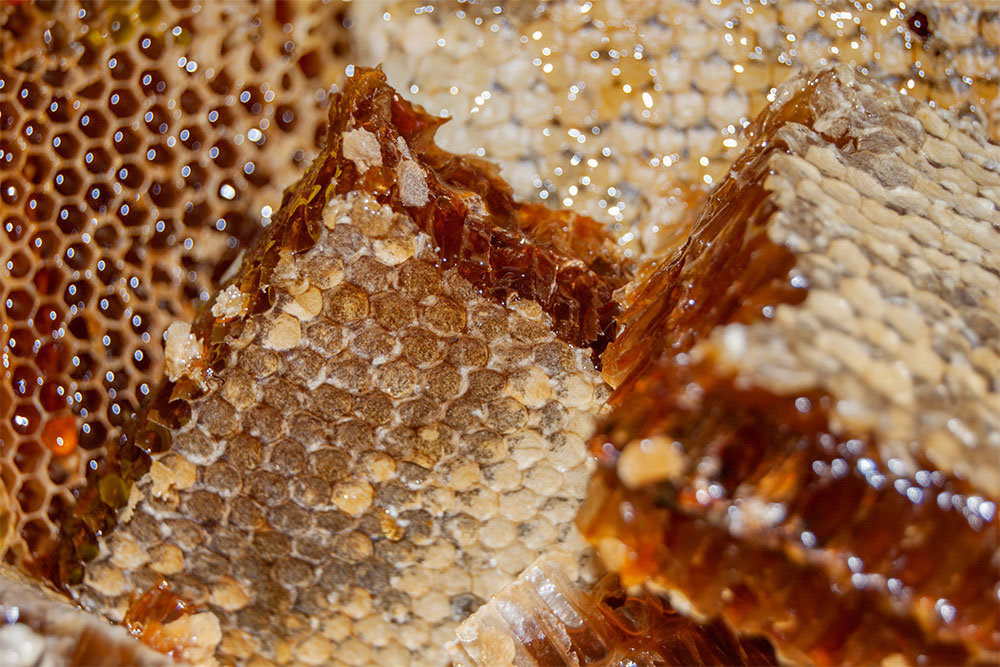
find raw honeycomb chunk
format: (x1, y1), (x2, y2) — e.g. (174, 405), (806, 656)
(46, 68), (623, 665)
(580, 66), (1000, 665)
(0, 0), (351, 573)
(450, 554), (777, 667)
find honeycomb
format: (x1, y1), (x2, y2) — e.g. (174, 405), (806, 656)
(0, 0), (998, 664)
(579, 67), (1000, 664)
(353, 0), (999, 254)
(1, 0), (351, 571)
(48, 67), (621, 664)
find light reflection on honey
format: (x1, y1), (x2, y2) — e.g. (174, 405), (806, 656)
(40, 414), (77, 458)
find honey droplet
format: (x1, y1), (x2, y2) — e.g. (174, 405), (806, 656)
(40, 414), (78, 457)
(124, 581), (196, 658)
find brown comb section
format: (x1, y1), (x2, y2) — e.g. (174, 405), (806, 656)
(580, 66), (999, 665)
(581, 355), (997, 665)
(240, 67), (629, 357)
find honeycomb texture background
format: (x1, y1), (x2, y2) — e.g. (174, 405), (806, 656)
(0, 0), (998, 664)
(353, 0), (999, 254)
(73, 192), (606, 665)
(4, 0), (997, 573)
(1, 0), (351, 570)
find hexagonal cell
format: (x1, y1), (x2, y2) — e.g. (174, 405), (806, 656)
(137, 69), (167, 96)
(148, 179), (180, 207)
(53, 166), (84, 196)
(178, 124), (205, 150)
(69, 352), (97, 382)
(78, 419), (108, 451)
(210, 140), (237, 168)
(144, 142), (174, 165)
(112, 125), (141, 154)
(11, 365), (39, 399)
(20, 118), (47, 146)
(3, 216), (28, 242)
(34, 303), (65, 335)
(56, 204), (86, 235)
(22, 152), (52, 184)
(40, 413), (77, 457)
(16, 80), (43, 109)
(130, 345), (153, 374)
(28, 228), (59, 259)
(115, 162), (143, 188)
(12, 439), (44, 473)
(63, 240), (92, 270)
(107, 51), (135, 80)
(275, 104), (297, 132)
(5, 327), (36, 357)
(84, 182), (114, 213)
(77, 108), (109, 139)
(45, 95), (74, 123)
(39, 381), (70, 412)
(23, 192), (55, 223)
(1, 177), (23, 206)
(35, 340), (67, 375)
(108, 88), (139, 118)
(0, 139), (23, 171)
(4, 288), (35, 319)
(6, 249), (32, 278)
(83, 146), (113, 174)
(16, 476), (48, 514)
(10, 402), (42, 435)
(62, 278), (94, 310)
(32, 266), (64, 296)
(93, 223), (120, 249)
(51, 130), (81, 158)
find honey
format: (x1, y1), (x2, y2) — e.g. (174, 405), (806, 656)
(236, 67), (630, 357)
(40, 415), (76, 457)
(580, 354), (997, 664)
(2, 2), (999, 664)
(123, 581), (197, 660)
